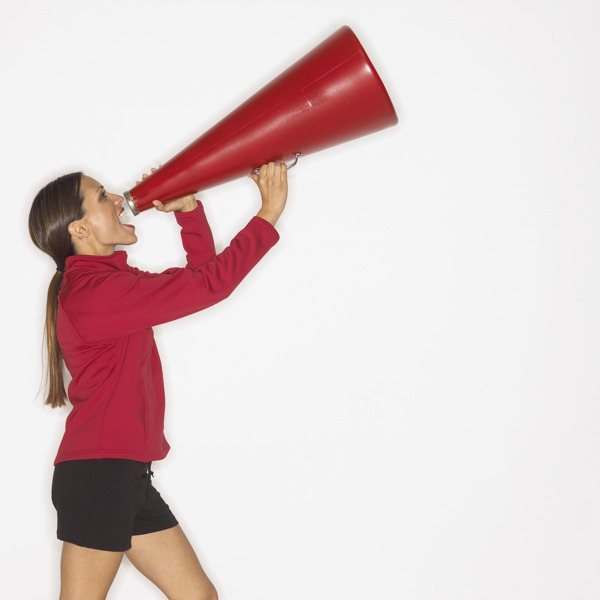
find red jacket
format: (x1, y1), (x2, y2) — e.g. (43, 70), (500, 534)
(55, 205), (279, 465)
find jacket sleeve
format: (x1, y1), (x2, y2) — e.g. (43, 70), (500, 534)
(65, 216), (280, 341)
(174, 202), (216, 269)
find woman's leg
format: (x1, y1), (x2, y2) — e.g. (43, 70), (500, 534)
(125, 524), (218, 600)
(59, 542), (123, 600)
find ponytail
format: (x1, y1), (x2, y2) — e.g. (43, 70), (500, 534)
(29, 172), (84, 408)
(44, 271), (67, 407)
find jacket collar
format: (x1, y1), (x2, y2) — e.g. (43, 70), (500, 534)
(65, 250), (129, 272)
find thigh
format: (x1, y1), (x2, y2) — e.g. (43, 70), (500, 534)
(125, 525), (217, 600)
(60, 541), (123, 600)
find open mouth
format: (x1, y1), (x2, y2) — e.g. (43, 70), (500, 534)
(118, 209), (136, 231)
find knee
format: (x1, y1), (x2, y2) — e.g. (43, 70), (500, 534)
(191, 586), (217, 600)
(202, 588), (218, 600)
(208, 587), (218, 600)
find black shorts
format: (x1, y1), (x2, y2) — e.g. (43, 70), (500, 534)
(52, 458), (179, 552)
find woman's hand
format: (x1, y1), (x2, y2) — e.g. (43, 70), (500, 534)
(249, 162), (288, 227)
(136, 167), (198, 213)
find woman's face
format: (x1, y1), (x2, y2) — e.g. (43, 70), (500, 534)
(74, 175), (137, 255)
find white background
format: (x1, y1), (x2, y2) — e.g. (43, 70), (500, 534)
(1, 0), (599, 598)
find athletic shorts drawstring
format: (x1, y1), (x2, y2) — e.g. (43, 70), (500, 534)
(143, 462), (154, 500)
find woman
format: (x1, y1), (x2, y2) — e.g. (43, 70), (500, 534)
(28, 162), (288, 600)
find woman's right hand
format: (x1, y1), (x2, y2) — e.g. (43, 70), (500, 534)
(249, 162), (288, 226)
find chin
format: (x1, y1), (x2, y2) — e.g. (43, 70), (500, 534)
(119, 235), (138, 246)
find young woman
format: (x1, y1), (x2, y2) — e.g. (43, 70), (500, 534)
(29, 162), (288, 600)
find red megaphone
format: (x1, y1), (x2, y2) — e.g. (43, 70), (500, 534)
(123, 25), (398, 215)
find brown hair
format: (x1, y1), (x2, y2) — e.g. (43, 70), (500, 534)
(29, 173), (84, 408)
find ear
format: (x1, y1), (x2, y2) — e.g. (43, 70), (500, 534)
(68, 219), (89, 241)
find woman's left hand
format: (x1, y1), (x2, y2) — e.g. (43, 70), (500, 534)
(136, 167), (198, 213)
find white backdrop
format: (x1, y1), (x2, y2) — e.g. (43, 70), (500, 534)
(1, 0), (599, 598)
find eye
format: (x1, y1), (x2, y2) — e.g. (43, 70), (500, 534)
(100, 191), (108, 200)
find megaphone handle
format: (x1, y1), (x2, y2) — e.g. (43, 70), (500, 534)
(253, 153), (302, 175)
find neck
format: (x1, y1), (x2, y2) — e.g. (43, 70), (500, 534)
(74, 241), (116, 256)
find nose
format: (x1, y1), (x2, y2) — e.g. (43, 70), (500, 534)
(113, 194), (124, 207)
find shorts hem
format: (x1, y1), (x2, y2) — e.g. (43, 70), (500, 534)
(57, 535), (131, 553)
(132, 519), (179, 538)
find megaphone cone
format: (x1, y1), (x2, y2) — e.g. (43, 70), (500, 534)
(124, 25), (398, 214)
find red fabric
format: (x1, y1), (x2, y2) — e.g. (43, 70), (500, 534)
(54, 205), (279, 465)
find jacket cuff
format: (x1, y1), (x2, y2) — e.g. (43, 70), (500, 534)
(174, 201), (205, 223)
(250, 216), (280, 244)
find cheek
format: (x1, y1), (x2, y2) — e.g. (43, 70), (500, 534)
(91, 214), (120, 240)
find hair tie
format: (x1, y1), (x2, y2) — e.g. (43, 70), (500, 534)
(56, 267), (65, 274)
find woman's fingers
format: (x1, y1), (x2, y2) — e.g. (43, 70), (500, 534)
(249, 162), (289, 185)
(250, 162), (280, 178)
(152, 199), (177, 212)
(139, 165), (162, 181)
(152, 194), (197, 213)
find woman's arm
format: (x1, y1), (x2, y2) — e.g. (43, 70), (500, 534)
(64, 216), (279, 341)
(140, 168), (217, 269)
(249, 162), (288, 226)
(63, 163), (287, 341)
